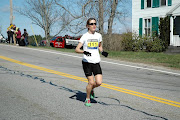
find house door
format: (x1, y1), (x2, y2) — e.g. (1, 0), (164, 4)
(174, 16), (180, 36)
(173, 16), (180, 46)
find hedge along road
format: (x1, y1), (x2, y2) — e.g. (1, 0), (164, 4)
(0, 44), (180, 120)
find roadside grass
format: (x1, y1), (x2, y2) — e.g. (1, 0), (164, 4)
(108, 51), (180, 70)
(28, 46), (180, 70)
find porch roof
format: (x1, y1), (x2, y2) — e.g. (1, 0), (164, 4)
(167, 3), (180, 16)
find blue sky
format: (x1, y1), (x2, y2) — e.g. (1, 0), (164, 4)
(0, 0), (132, 38)
(0, 0), (44, 38)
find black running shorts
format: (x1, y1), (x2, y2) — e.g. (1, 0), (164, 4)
(82, 61), (102, 77)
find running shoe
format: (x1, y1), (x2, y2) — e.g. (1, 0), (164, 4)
(84, 99), (91, 107)
(90, 90), (95, 99)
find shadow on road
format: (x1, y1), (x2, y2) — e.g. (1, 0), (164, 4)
(0, 66), (168, 120)
(60, 86), (168, 120)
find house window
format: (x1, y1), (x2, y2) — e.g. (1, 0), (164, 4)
(144, 0), (171, 9)
(145, 19), (151, 36)
(147, 0), (151, 7)
(161, 0), (166, 6)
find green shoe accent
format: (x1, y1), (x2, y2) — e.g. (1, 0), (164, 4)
(85, 99), (91, 107)
(90, 90), (95, 99)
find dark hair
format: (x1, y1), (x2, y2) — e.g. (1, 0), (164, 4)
(86, 18), (96, 27)
(24, 29), (26, 31)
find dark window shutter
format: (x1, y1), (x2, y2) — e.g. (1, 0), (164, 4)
(141, 0), (144, 9)
(152, 0), (159, 8)
(139, 18), (143, 36)
(157, 0), (159, 7)
(152, 17), (159, 36)
(152, 0), (156, 8)
(168, 0), (172, 6)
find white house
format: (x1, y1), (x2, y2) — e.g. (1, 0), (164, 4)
(132, 0), (180, 46)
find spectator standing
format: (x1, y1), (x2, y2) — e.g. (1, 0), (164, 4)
(23, 29), (28, 46)
(7, 24), (14, 44)
(16, 28), (21, 45)
(12, 24), (17, 45)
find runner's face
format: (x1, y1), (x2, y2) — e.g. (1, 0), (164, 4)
(88, 20), (96, 33)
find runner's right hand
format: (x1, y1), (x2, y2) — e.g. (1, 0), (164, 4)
(83, 51), (91, 56)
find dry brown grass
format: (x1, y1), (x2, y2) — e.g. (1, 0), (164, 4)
(102, 34), (123, 51)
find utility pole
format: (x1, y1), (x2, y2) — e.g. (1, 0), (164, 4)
(10, 0), (13, 24)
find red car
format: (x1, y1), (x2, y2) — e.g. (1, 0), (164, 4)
(50, 35), (81, 48)
(50, 36), (65, 48)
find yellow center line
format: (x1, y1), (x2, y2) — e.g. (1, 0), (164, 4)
(0, 55), (180, 108)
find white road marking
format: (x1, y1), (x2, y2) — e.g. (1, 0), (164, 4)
(1, 44), (180, 76)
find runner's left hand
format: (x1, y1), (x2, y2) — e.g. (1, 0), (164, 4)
(102, 51), (108, 57)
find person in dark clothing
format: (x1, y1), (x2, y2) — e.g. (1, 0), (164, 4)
(19, 34), (25, 46)
(7, 31), (10, 44)
(23, 29), (28, 46)
(7, 24), (14, 44)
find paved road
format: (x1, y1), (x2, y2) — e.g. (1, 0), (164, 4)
(0, 44), (180, 120)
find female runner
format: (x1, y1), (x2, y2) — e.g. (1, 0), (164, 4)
(75, 18), (108, 107)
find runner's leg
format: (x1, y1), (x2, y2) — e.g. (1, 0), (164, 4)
(86, 75), (95, 99)
(92, 63), (102, 89)
(93, 74), (102, 89)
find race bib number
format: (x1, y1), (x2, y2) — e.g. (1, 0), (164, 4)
(87, 39), (98, 49)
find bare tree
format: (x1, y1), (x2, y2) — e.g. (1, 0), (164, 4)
(16, 0), (62, 46)
(107, 0), (118, 35)
(54, 0), (128, 50)
(98, 0), (104, 35)
(55, 0), (126, 33)
(55, 0), (127, 50)
(54, 0), (97, 35)
(54, 0), (105, 35)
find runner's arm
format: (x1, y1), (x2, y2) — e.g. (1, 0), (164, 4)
(99, 42), (108, 57)
(99, 42), (103, 53)
(75, 42), (84, 54)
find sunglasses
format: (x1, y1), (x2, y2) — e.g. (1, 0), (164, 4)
(88, 23), (96, 25)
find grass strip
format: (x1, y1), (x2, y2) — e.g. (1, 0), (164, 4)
(28, 46), (180, 70)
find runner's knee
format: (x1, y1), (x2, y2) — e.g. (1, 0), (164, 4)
(95, 74), (102, 86)
(96, 81), (102, 86)
(88, 81), (95, 86)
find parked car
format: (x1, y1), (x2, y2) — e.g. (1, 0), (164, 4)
(50, 35), (80, 48)
(50, 36), (65, 48)
(0, 34), (6, 43)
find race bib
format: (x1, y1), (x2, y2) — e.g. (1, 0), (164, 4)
(87, 39), (98, 49)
